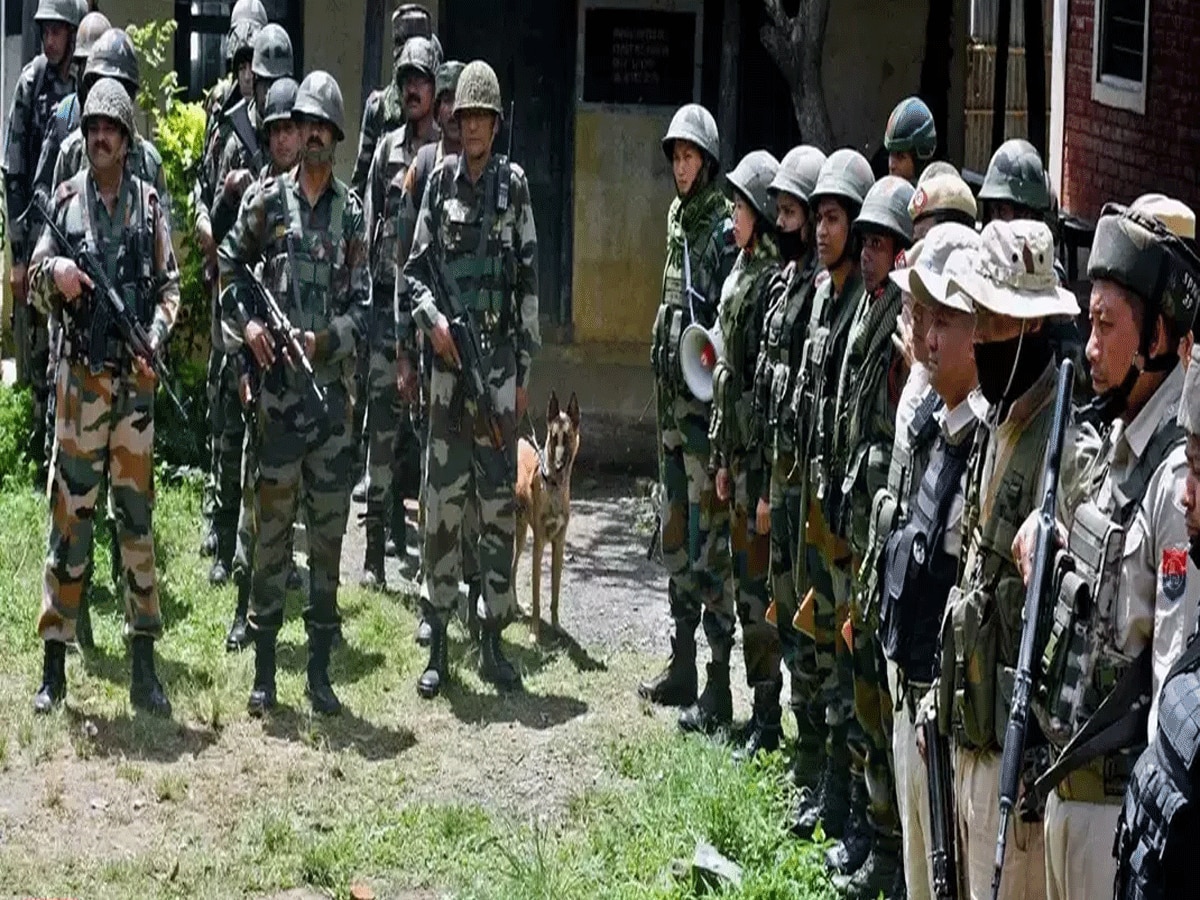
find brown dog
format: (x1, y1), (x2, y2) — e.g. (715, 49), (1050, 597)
(514, 391), (581, 641)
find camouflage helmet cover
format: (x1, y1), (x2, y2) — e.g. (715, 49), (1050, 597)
(397, 36), (439, 81)
(884, 96), (937, 160)
(979, 138), (1051, 211)
(74, 10), (111, 61)
(810, 148), (876, 213)
(251, 23), (293, 79)
(392, 3), (432, 46)
(854, 175), (917, 246)
(661, 103), (720, 169)
(435, 60), (466, 101)
(231, 0), (268, 27)
(81, 76), (136, 140)
(84, 28), (139, 89)
(292, 70), (346, 140)
(262, 76), (299, 126)
(453, 60), (503, 118)
(769, 145), (827, 205)
(726, 150), (781, 222)
(35, 0), (82, 28)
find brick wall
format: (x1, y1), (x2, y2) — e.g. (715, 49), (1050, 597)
(1062, 0), (1200, 222)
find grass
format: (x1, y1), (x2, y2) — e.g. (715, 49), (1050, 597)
(0, 478), (836, 899)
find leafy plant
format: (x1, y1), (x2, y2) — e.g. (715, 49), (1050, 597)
(0, 384), (35, 490)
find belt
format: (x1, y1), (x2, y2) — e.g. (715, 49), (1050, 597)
(1055, 758), (1127, 805)
(895, 674), (931, 721)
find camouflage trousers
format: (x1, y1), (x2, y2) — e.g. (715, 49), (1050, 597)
(234, 396), (300, 585)
(248, 380), (355, 635)
(206, 351), (245, 562)
(363, 300), (421, 528)
(39, 362), (161, 642)
(22, 303), (50, 470)
(800, 497), (854, 729)
(658, 386), (734, 660)
(728, 458), (778, 685)
(422, 342), (518, 623)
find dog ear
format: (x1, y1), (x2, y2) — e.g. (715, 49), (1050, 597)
(567, 392), (580, 428)
(547, 390), (560, 422)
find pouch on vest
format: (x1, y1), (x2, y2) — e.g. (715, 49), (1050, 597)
(947, 582), (1002, 751)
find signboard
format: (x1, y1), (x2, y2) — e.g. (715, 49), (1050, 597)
(582, 8), (695, 107)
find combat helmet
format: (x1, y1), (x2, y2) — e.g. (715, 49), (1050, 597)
(262, 76), (298, 127)
(769, 145), (827, 205)
(854, 175), (916, 247)
(73, 11), (110, 62)
(251, 23), (292, 80)
(84, 28), (139, 91)
(435, 60), (466, 103)
(810, 148), (875, 215)
(726, 150), (780, 223)
(392, 5), (443, 66)
(661, 104), (720, 170)
(82, 76), (135, 140)
(979, 138), (1051, 212)
(230, 0), (268, 27)
(226, 0), (267, 65)
(884, 97), (937, 160)
(397, 36), (438, 82)
(453, 60), (503, 118)
(34, 0), (82, 28)
(293, 70), (345, 141)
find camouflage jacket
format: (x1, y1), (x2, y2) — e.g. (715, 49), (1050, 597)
(53, 130), (172, 233)
(364, 122), (437, 294)
(31, 92), (81, 203)
(399, 138), (448, 261)
(210, 103), (266, 244)
(352, 81), (405, 199)
(28, 168), (180, 362)
(3, 55), (76, 260)
(402, 152), (540, 389)
(196, 75), (241, 236)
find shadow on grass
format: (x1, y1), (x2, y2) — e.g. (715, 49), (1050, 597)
(79, 636), (214, 692)
(260, 703), (418, 760)
(65, 705), (219, 762)
(521, 620), (608, 674)
(273, 636), (387, 685)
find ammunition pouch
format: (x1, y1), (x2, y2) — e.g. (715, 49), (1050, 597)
(651, 303), (687, 393)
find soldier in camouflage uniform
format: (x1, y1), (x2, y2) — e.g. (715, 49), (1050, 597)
(636, 103), (736, 721)
(401, 60), (539, 698)
(359, 36), (440, 590)
(203, 22), (294, 587)
(789, 149), (875, 842)
(754, 144), (826, 785)
(220, 71), (369, 716)
(883, 96), (937, 184)
(221, 76), (300, 653)
(28, 78), (179, 717)
(4, 0), (81, 482)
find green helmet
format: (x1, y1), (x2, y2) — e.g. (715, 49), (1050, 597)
(84, 28), (139, 91)
(293, 70), (345, 141)
(262, 76), (298, 126)
(453, 60), (503, 118)
(231, 0), (268, 27)
(397, 36), (438, 82)
(884, 96), (937, 160)
(810, 148), (875, 215)
(769, 145), (826, 205)
(661, 103), (720, 170)
(979, 138), (1051, 211)
(81, 76), (135, 140)
(251, 23), (293, 79)
(435, 60), (466, 102)
(73, 11), (110, 61)
(854, 175), (916, 247)
(34, 0), (81, 28)
(392, 4), (443, 65)
(726, 150), (780, 221)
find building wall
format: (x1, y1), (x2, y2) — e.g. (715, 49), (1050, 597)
(1062, 0), (1200, 221)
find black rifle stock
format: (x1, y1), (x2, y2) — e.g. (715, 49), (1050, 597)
(991, 357), (1074, 900)
(922, 718), (961, 900)
(447, 314), (505, 451)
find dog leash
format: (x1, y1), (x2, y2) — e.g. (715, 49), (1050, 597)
(524, 410), (551, 481)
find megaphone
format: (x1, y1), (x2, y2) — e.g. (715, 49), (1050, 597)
(680, 321), (723, 402)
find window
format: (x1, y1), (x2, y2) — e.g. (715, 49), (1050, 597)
(1091, 0), (1149, 114)
(173, 0), (303, 102)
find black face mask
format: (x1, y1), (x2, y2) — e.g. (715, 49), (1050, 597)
(1191, 534), (1200, 570)
(777, 227), (807, 262)
(974, 329), (1053, 407)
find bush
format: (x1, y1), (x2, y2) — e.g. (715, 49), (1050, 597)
(0, 383), (35, 490)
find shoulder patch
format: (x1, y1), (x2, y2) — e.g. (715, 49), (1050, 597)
(1163, 547), (1189, 602)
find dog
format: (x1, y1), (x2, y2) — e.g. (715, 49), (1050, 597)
(514, 391), (581, 642)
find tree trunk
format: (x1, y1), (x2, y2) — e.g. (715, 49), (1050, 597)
(717, 0), (740, 169)
(759, 0), (834, 149)
(361, 0), (386, 116)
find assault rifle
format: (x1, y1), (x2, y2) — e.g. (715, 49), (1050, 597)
(922, 718), (961, 900)
(225, 98), (264, 173)
(991, 357), (1074, 900)
(24, 197), (187, 418)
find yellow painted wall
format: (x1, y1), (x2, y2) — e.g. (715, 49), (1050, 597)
(571, 109), (675, 348)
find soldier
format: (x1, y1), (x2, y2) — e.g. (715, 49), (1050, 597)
(909, 170), (977, 241)
(221, 76), (300, 653)
(883, 96), (937, 184)
(4, 0), (82, 482)
(789, 149), (875, 842)
(219, 71), (369, 716)
(977, 139), (1053, 225)
(28, 78), (179, 717)
(637, 103), (735, 721)
(401, 59), (539, 698)
(879, 225), (983, 900)
(755, 144), (827, 787)
(204, 21), (295, 587)
(936, 219), (1087, 900)
(1013, 197), (1200, 900)
(703, 150), (782, 748)
(826, 175), (914, 898)
(359, 35), (440, 590)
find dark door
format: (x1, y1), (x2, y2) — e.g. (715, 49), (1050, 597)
(441, 0), (576, 329)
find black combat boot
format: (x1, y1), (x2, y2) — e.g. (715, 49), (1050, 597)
(734, 679), (784, 761)
(787, 699), (827, 792)
(479, 621), (522, 691)
(225, 573), (251, 652)
(305, 629), (342, 715)
(678, 662), (733, 736)
(637, 622), (698, 707)
(417, 615), (449, 699)
(833, 832), (903, 899)
(76, 592), (95, 651)
(200, 523), (218, 558)
(359, 518), (387, 590)
(792, 724), (851, 840)
(352, 471), (369, 504)
(33, 640), (67, 713)
(385, 491), (407, 558)
(129, 636), (172, 717)
(247, 631), (277, 716)
(209, 529), (232, 586)
(826, 773), (871, 875)
(415, 618), (433, 646)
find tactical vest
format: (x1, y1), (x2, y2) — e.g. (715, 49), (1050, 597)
(370, 127), (420, 291)
(880, 428), (975, 684)
(754, 257), (816, 458)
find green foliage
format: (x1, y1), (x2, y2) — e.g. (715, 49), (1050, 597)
(0, 385), (35, 490)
